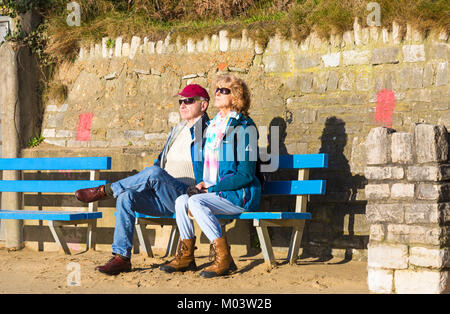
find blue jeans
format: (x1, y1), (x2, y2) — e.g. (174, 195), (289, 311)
(175, 193), (245, 242)
(110, 166), (188, 258)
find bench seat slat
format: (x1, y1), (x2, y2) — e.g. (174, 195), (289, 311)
(263, 180), (326, 195)
(0, 180), (108, 193)
(0, 210), (102, 221)
(135, 211), (311, 220)
(0, 157), (111, 170)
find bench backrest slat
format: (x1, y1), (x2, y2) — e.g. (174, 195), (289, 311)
(0, 180), (108, 193)
(276, 153), (328, 170)
(263, 180), (326, 195)
(0, 157), (111, 170)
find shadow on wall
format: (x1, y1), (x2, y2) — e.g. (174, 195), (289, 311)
(260, 116), (368, 261)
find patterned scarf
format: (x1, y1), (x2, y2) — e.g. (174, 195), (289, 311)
(203, 111), (237, 188)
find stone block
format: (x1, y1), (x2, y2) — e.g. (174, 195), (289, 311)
(365, 184), (390, 200)
(366, 127), (391, 165)
(114, 37), (122, 57)
(394, 270), (449, 294)
(407, 165), (450, 181)
(370, 224), (385, 242)
(371, 47), (400, 65)
(342, 50), (371, 66)
(368, 243), (408, 269)
(402, 45), (426, 62)
(387, 224), (442, 246)
(404, 203), (447, 224)
(42, 129), (55, 138)
(391, 183), (414, 199)
(423, 63), (435, 87)
(417, 183), (450, 201)
(326, 71), (339, 91)
(219, 30), (229, 52)
(366, 204), (404, 224)
(435, 62), (448, 86)
(391, 132), (413, 164)
(415, 124), (448, 163)
(321, 53), (340, 67)
(295, 55), (321, 69)
(410, 247), (449, 269)
(367, 267), (393, 294)
(364, 166), (404, 180)
(263, 54), (291, 73)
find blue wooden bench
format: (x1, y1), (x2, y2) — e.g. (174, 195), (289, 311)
(134, 153), (328, 268)
(0, 157), (111, 254)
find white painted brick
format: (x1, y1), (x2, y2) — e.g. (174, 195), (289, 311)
(368, 243), (408, 269)
(395, 270), (449, 294)
(368, 267), (394, 294)
(321, 52), (340, 67)
(219, 30), (229, 52)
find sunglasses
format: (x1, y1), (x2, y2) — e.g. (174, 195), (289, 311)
(179, 98), (197, 106)
(215, 87), (231, 95)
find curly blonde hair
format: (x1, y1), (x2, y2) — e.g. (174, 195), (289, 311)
(213, 74), (251, 116)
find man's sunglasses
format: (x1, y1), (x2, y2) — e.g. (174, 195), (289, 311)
(215, 87), (231, 95)
(179, 98), (198, 105)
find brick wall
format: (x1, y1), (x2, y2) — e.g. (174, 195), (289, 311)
(365, 124), (449, 293)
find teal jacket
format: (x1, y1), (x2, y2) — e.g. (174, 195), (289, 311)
(201, 113), (262, 212)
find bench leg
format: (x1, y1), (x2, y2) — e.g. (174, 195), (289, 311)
(253, 219), (276, 270)
(166, 225), (179, 257)
(86, 220), (97, 251)
(48, 221), (71, 255)
(135, 219), (154, 258)
(287, 220), (305, 265)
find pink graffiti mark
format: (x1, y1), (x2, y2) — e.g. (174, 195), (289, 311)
(375, 89), (396, 128)
(76, 113), (94, 141)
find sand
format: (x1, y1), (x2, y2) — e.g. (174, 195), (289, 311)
(0, 246), (369, 294)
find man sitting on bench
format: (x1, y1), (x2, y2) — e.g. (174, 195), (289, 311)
(74, 84), (210, 275)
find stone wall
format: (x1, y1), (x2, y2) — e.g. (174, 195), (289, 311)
(24, 20), (449, 258)
(365, 124), (449, 293)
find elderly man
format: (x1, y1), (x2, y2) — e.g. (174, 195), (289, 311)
(75, 84), (210, 275)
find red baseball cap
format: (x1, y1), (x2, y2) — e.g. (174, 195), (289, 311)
(178, 84), (210, 101)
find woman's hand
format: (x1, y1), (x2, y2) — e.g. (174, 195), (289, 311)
(195, 181), (208, 193)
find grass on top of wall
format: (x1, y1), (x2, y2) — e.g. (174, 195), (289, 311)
(4, 0), (449, 65)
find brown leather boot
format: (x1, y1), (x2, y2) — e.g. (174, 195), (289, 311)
(200, 235), (237, 278)
(95, 255), (131, 275)
(160, 238), (197, 273)
(75, 185), (107, 203)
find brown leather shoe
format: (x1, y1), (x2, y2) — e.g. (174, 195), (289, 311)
(160, 238), (197, 273)
(75, 185), (107, 203)
(200, 235), (237, 278)
(95, 255), (131, 275)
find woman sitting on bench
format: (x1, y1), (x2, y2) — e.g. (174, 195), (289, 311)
(160, 74), (262, 278)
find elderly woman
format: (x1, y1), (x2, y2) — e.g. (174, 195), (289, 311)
(160, 74), (261, 278)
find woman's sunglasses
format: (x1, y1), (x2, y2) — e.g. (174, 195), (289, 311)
(215, 87), (231, 95)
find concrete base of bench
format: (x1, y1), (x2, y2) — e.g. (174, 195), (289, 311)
(0, 210), (101, 255)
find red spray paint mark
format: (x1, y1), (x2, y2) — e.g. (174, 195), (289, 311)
(217, 62), (227, 71)
(76, 113), (93, 141)
(375, 89), (396, 128)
